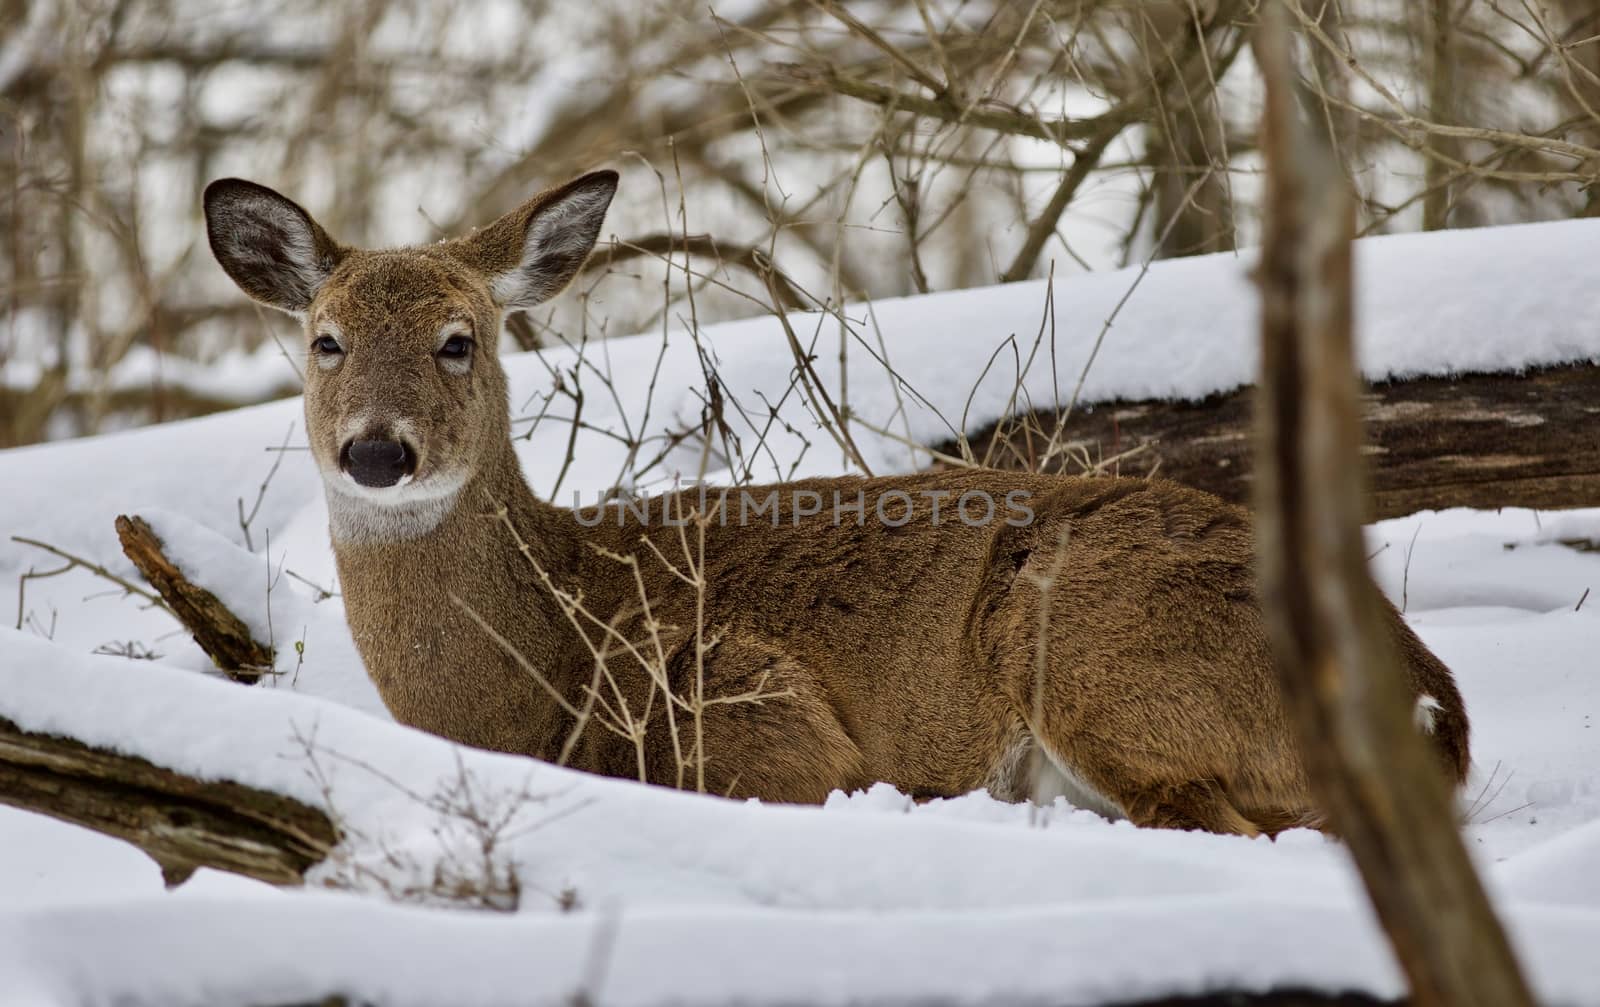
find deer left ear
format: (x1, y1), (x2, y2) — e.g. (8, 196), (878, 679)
(455, 170), (618, 310)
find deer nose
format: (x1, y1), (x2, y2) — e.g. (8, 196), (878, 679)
(341, 438), (416, 488)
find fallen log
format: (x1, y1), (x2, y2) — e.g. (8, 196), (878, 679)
(951, 361), (1600, 518)
(115, 513), (274, 683)
(0, 715), (336, 886)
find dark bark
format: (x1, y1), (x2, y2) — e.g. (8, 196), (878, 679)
(953, 362), (1600, 519)
(0, 715), (335, 887)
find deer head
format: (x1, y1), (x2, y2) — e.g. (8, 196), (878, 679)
(202, 171), (618, 532)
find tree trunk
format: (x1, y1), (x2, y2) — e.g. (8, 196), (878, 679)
(1143, 0), (1237, 259)
(1249, 9), (1535, 1007)
(1423, 0), (1457, 230)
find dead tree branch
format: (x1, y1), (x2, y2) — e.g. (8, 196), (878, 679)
(115, 515), (274, 683)
(1001, 1), (1248, 281)
(594, 233), (809, 310)
(777, 63), (1106, 148)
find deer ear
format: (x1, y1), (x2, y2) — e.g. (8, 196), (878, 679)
(457, 170), (618, 310)
(203, 179), (343, 315)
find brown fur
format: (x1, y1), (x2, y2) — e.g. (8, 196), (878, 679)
(202, 170), (1471, 835)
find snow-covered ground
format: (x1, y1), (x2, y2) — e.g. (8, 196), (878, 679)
(1, 220), (1597, 1005)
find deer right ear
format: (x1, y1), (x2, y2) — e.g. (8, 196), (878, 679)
(203, 179), (343, 315)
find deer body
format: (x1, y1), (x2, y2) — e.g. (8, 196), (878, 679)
(205, 170), (1471, 835)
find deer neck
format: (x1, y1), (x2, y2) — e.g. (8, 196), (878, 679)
(326, 438), (600, 760)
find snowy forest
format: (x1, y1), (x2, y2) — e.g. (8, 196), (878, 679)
(2, 1), (1599, 1004)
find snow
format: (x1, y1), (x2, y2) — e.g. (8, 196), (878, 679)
(2, 218), (1599, 1004)
(0, 894), (1402, 1007)
(2, 624), (1599, 1006)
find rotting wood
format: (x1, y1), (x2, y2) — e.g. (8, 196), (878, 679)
(115, 514), (274, 683)
(0, 715), (336, 887)
(1250, 8), (1535, 1007)
(950, 361), (1600, 518)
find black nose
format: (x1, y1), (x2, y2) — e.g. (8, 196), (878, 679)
(341, 439), (416, 488)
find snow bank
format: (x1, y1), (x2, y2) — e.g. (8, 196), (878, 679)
(3, 625), (1599, 1005)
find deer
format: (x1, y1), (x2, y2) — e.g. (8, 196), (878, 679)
(202, 168), (1471, 836)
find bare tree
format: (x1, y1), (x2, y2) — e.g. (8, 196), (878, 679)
(1422, 0), (1458, 230)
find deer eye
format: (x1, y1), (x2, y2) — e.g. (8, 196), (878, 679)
(312, 334), (343, 355)
(438, 334), (473, 360)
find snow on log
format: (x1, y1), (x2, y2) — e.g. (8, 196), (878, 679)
(114, 513), (274, 683)
(958, 361), (1600, 519)
(0, 714), (336, 886)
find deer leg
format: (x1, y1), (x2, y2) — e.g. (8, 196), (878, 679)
(1024, 721), (1288, 837)
(650, 633), (866, 804)
(1118, 778), (1262, 836)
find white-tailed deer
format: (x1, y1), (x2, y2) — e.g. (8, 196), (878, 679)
(203, 170), (1470, 835)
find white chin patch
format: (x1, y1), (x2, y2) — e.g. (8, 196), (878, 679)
(323, 469), (469, 544)
(328, 469), (461, 506)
